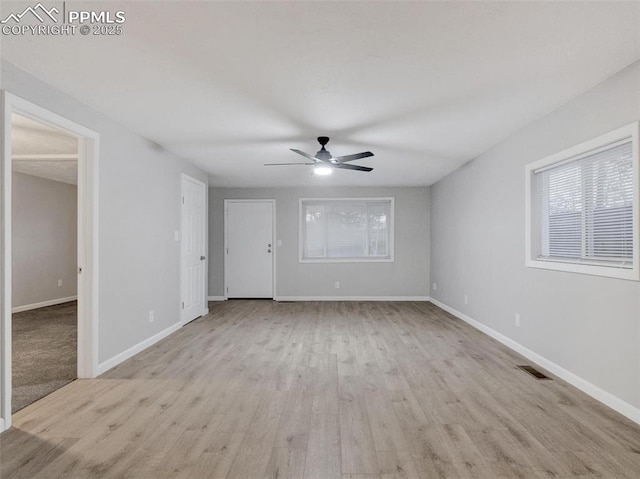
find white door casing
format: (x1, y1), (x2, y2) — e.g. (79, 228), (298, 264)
(181, 174), (207, 324)
(0, 92), (99, 432)
(225, 200), (274, 298)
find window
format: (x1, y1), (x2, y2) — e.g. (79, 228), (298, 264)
(525, 122), (639, 280)
(299, 198), (394, 262)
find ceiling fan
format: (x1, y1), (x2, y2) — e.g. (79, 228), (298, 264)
(264, 137), (374, 175)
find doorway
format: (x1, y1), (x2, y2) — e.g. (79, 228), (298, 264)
(224, 200), (275, 298)
(11, 113), (79, 412)
(181, 174), (207, 325)
(1, 92), (99, 432)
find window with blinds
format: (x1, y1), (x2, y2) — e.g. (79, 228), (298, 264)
(526, 122), (638, 280)
(299, 198), (394, 262)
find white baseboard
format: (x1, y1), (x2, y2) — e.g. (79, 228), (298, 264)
(275, 296), (431, 302)
(96, 321), (182, 376)
(429, 298), (640, 426)
(12, 295), (78, 313)
(207, 296), (227, 301)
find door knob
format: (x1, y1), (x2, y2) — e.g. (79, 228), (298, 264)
(200, 256), (206, 260)
(268, 249), (272, 253)
(268, 244), (272, 247)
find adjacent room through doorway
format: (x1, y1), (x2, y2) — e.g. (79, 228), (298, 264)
(10, 113), (79, 412)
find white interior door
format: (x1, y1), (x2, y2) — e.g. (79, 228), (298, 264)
(181, 175), (206, 324)
(225, 200), (274, 298)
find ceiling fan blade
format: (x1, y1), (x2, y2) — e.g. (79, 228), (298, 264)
(264, 162), (315, 166)
(290, 149), (319, 162)
(335, 163), (373, 172)
(333, 151), (374, 162)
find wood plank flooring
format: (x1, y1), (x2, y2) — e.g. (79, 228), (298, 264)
(2, 300), (640, 478)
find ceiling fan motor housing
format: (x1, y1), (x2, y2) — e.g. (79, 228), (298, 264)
(315, 148), (332, 161)
(315, 136), (333, 160)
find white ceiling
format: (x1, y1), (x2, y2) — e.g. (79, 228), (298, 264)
(11, 114), (78, 185)
(12, 114), (77, 155)
(12, 160), (78, 185)
(2, 1), (639, 187)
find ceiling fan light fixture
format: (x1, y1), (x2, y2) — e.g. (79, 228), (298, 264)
(314, 165), (333, 176)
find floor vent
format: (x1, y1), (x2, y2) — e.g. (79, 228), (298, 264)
(517, 365), (552, 380)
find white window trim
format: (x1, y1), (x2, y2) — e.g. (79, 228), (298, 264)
(299, 197), (395, 263)
(524, 122), (640, 281)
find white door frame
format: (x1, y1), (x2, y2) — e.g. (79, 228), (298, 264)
(223, 199), (276, 299)
(180, 173), (208, 325)
(0, 92), (99, 432)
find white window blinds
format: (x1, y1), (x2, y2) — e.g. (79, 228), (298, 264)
(300, 199), (393, 261)
(534, 139), (634, 268)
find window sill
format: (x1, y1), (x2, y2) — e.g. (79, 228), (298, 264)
(300, 257), (394, 264)
(525, 258), (638, 281)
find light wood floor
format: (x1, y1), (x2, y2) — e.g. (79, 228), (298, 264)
(2, 300), (640, 478)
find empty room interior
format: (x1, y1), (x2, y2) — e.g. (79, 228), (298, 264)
(1, 1), (640, 478)
(11, 113), (79, 413)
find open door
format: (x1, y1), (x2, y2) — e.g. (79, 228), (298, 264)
(0, 91), (99, 432)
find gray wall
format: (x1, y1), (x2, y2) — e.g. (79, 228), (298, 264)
(209, 187), (430, 298)
(430, 61), (640, 409)
(2, 60), (209, 364)
(12, 172), (77, 308)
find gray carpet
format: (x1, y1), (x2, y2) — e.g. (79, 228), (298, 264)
(12, 301), (77, 413)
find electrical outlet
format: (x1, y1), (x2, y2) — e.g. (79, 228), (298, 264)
(57, 279), (62, 287)
(515, 313), (521, 327)
(432, 282), (437, 291)
(149, 310), (155, 323)
(334, 281), (340, 289)
(464, 294), (468, 305)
